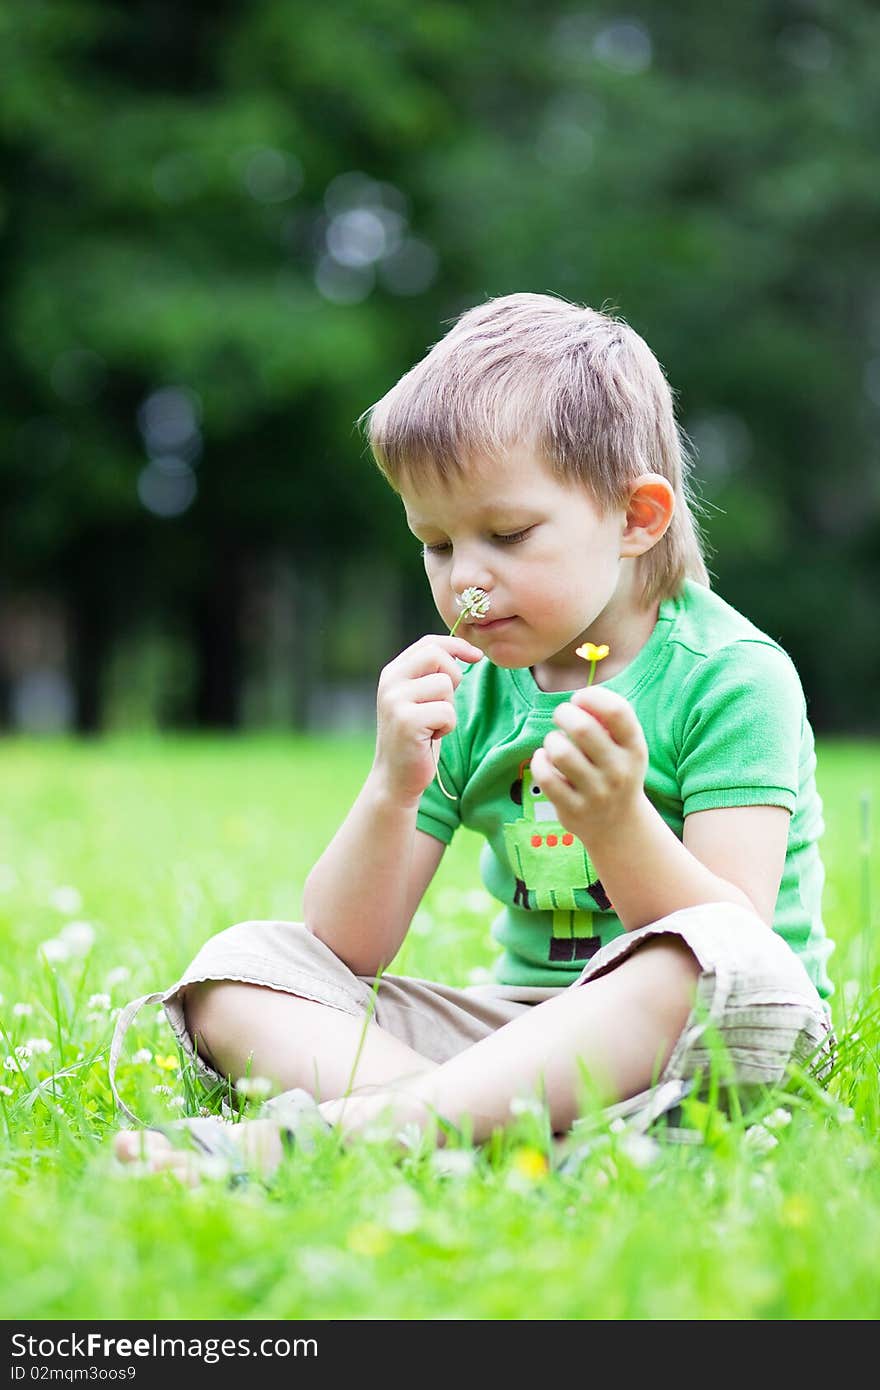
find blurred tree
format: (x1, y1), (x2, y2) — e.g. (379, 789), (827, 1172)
(1, 0), (878, 730)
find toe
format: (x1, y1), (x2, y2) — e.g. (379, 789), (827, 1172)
(113, 1129), (173, 1164)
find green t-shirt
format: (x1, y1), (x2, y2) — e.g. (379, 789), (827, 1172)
(417, 580), (834, 999)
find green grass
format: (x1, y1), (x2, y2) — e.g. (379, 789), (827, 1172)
(0, 734), (878, 1319)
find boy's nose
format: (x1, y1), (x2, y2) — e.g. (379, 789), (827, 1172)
(449, 553), (492, 598)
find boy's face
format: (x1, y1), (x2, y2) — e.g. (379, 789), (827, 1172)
(400, 446), (633, 677)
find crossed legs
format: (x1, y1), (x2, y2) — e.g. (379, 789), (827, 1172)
(113, 938), (699, 1177)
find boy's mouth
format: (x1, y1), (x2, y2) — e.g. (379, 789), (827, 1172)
(471, 615), (514, 631)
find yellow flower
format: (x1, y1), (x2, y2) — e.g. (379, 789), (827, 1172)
(575, 643), (610, 663)
(346, 1222), (392, 1256)
(154, 1054), (180, 1072)
(575, 642), (610, 687)
(511, 1146), (549, 1181)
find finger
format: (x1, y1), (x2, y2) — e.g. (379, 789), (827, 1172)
(406, 700), (457, 739)
(405, 672), (456, 705)
(530, 746), (578, 801)
(565, 688), (644, 749)
(553, 701), (619, 762)
(540, 729), (599, 788)
(386, 638), (483, 687)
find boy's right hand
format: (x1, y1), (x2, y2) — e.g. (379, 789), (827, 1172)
(372, 634), (484, 807)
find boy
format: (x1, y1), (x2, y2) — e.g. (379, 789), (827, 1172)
(113, 293), (833, 1178)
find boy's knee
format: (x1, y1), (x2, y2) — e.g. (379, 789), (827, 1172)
(183, 979), (270, 1072)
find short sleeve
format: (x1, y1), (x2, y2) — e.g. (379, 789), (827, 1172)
(674, 641), (806, 817)
(416, 728), (464, 844)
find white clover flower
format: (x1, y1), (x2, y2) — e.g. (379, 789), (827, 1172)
(618, 1132), (662, 1169)
(455, 586), (491, 619)
(510, 1095), (545, 1119)
(87, 993), (111, 1011)
(430, 1148), (477, 1178)
(38, 938), (70, 964)
(393, 1122), (424, 1153)
(168, 1095), (186, 1109)
(0, 1084), (12, 1096)
(58, 921), (96, 955)
(50, 885), (82, 915)
(744, 1124), (778, 1155)
(23, 1038), (52, 1055)
(448, 586), (491, 637)
(14, 1046), (32, 1064)
(764, 1107), (792, 1132)
(467, 966), (493, 986)
(235, 1076), (274, 1100)
(12, 1003), (33, 1018)
(106, 966), (130, 986)
(132, 1049), (153, 1065)
(843, 979), (861, 1011)
(4, 1057), (19, 1072)
(151, 1084), (173, 1096)
(382, 1185), (423, 1234)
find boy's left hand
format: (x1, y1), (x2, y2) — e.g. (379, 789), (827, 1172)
(530, 686), (648, 843)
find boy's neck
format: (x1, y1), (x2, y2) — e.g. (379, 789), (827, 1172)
(531, 598), (661, 694)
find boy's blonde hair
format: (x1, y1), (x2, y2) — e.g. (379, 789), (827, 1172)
(360, 292), (709, 604)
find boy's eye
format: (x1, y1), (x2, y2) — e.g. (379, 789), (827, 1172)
(421, 526), (532, 556)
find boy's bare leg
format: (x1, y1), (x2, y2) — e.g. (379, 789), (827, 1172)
(182, 980), (438, 1099)
(114, 940), (698, 1176)
(113, 980), (437, 1173)
(320, 939), (700, 1142)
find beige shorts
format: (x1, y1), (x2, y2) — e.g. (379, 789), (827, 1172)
(110, 902), (832, 1127)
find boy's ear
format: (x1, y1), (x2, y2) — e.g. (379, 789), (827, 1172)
(620, 474), (675, 557)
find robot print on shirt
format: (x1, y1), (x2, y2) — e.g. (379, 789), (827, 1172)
(503, 759), (612, 962)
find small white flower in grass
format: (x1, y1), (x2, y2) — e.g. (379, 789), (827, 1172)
(764, 1107), (792, 1132)
(235, 1076), (274, 1100)
(50, 885), (82, 915)
(24, 1038), (52, 1055)
(464, 890), (493, 913)
(618, 1131), (661, 1169)
(382, 1184), (423, 1234)
(168, 1095), (186, 1109)
(14, 1046), (32, 1064)
(843, 979), (861, 1012)
(87, 993), (111, 1012)
(394, 1122), (424, 1153)
(152, 1084), (173, 1096)
(430, 1148), (477, 1178)
(510, 1095), (545, 1119)
(38, 938), (70, 964)
(132, 1049), (153, 1065)
(467, 966), (493, 986)
(58, 921), (95, 955)
(744, 1124), (778, 1155)
(12, 1003), (33, 1018)
(0, 1084), (12, 1096)
(106, 966), (130, 986)
(4, 1058), (19, 1072)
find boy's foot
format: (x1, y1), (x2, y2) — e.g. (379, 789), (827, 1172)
(111, 1088), (439, 1186)
(113, 1117), (285, 1185)
(112, 1088), (332, 1186)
